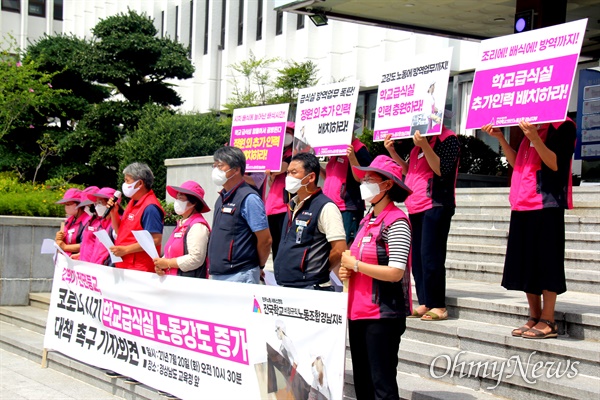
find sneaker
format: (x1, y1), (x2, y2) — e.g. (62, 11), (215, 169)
(124, 378), (140, 385)
(104, 370), (124, 378)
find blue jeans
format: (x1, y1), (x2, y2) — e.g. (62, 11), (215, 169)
(210, 267), (260, 284)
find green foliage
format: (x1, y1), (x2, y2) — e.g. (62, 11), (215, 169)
(0, 172), (83, 217)
(159, 199), (177, 226)
(457, 135), (507, 176)
(117, 105), (230, 198)
(0, 35), (65, 139)
(273, 60), (320, 104)
(224, 54), (319, 113)
(87, 9), (194, 106)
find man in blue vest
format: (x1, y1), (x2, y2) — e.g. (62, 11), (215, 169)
(274, 152), (347, 290)
(208, 146), (272, 284)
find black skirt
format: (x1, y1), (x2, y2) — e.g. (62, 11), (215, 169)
(502, 208), (567, 295)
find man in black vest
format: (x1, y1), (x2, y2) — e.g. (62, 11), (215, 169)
(274, 153), (347, 290)
(208, 146), (272, 284)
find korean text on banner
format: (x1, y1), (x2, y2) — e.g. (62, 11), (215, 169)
(466, 19), (588, 129)
(44, 255), (348, 400)
(230, 103), (289, 172)
(294, 80), (360, 157)
(373, 48), (453, 141)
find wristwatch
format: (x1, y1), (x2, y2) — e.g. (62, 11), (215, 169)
(353, 260), (359, 272)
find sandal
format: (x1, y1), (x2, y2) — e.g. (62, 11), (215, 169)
(511, 317), (539, 337)
(522, 319), (558, 339)
(421, 309), (448, 321)
(408, 307), (429, 318)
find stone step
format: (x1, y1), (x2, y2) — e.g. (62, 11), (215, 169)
(402, 317), (600, 378)
(454, 202), (600, 217)
(454, 186), (600, 204)
(29, 292), (51, 310)
(450, 214), (600, 233)
(0, 320), (177, 400)
(445, 260), (600, 294)
(448, 227), (600, 252)
(446, 243), (600, 271)
(396, 338), (600, 400)
(432, 279), (600, 341)
(0, 305), (48, 334)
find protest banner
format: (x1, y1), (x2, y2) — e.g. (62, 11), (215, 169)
(230, 103), (290, 172)
(44, 255), (348, 400)
(373, 48), (453, 141)
(294, 81), (360, 157)
(466, 19), (588, 129)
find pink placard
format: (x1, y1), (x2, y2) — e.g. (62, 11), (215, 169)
(230, 122), (286, 171)
(466, 54), (577, 128)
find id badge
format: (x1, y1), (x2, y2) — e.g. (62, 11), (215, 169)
(222, 206), (235, 214)
(417, 151), (425, 159)
(362, 235), (372, 243)
(174, 232), (183, 238)
(295, 226), (304, 244)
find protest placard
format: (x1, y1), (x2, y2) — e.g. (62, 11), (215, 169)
(373, 48), (453, 141)
(466, 19), (588, 129)
(230, 103), (289, 172)
(294, 81), (360, 156)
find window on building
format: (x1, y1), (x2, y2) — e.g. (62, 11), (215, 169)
(1, 0), (20, 13)
(175, 5), (179, 41)
(275, 10), (283, 36)
(220, 0), (226, 49)
(53, 0), (63, 20)
(256, 0), (262, 41)
(237, 0), (244, 46)
(297, 14), (304, 30)
(203, 0), (209, 54)
(161, 11), (165, 38)
(188, 0), (194, 57)
(29, 0), (45, 17)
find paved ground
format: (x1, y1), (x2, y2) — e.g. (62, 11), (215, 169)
(0, 349), (123, 400)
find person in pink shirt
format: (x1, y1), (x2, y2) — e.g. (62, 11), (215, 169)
(482, 118), (576, 339)
(86, 187), (122, 265)
(55, 188), (90, 257)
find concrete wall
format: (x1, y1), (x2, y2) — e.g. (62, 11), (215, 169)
(0, 216), (62, 305)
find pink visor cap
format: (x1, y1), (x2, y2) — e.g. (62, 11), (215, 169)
(166, 180), (211, 213)
(56, 188), (82, 204)
(87, 187), (119, 203)
(77, 186), (100, 208)
(352, 155), (413, 196)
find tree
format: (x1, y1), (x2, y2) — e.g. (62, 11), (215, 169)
(85, 9), (194, 106)
(117, 105), (230, 197)
(273, 60), (319, 104)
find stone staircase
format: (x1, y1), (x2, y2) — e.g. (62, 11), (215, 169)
(1, 186), (599, 400)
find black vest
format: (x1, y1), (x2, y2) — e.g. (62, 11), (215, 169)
(274, 190), (333, 287)
(208, 182), (259, 275)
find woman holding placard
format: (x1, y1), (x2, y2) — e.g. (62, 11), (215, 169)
(482, 118), (576, 339)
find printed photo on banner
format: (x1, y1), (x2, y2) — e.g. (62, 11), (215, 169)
(373, 47), (453, 141)
(465, 18), (588, 129)
(294, 80), (360, 157)
(230, 103), (290, 172)
(44, 255), (348, 400)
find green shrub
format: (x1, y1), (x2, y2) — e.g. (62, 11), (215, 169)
(0, 172), (83, 217)
(159, 199), (177, 226)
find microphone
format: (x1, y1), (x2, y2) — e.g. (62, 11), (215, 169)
(102, 191), (122, 218)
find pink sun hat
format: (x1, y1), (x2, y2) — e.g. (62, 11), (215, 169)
(56, 188), (82, 204)
(166, 180), (211, 213)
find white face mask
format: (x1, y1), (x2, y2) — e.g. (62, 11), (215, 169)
(95, 203), (108, 217)
(284, 134), (294, 147)
(122, 180), (141, 198)
(211, 167), (232, 186)
(65, 204), (78, 217)
(173, 199), (192, 215)
(285, 174), (309, 194)
(360, 182), (382, 203)
(83, 205), (94, 217)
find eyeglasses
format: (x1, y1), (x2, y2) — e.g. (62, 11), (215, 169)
(360, 178), (383, 184)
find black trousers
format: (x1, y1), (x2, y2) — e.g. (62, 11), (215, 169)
(268, 212), (286, 260)
(348, 318), (405, 400)
(409, 206), (454, 309)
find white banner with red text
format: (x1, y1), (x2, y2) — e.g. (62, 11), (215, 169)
(44, 255), (348, 400)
